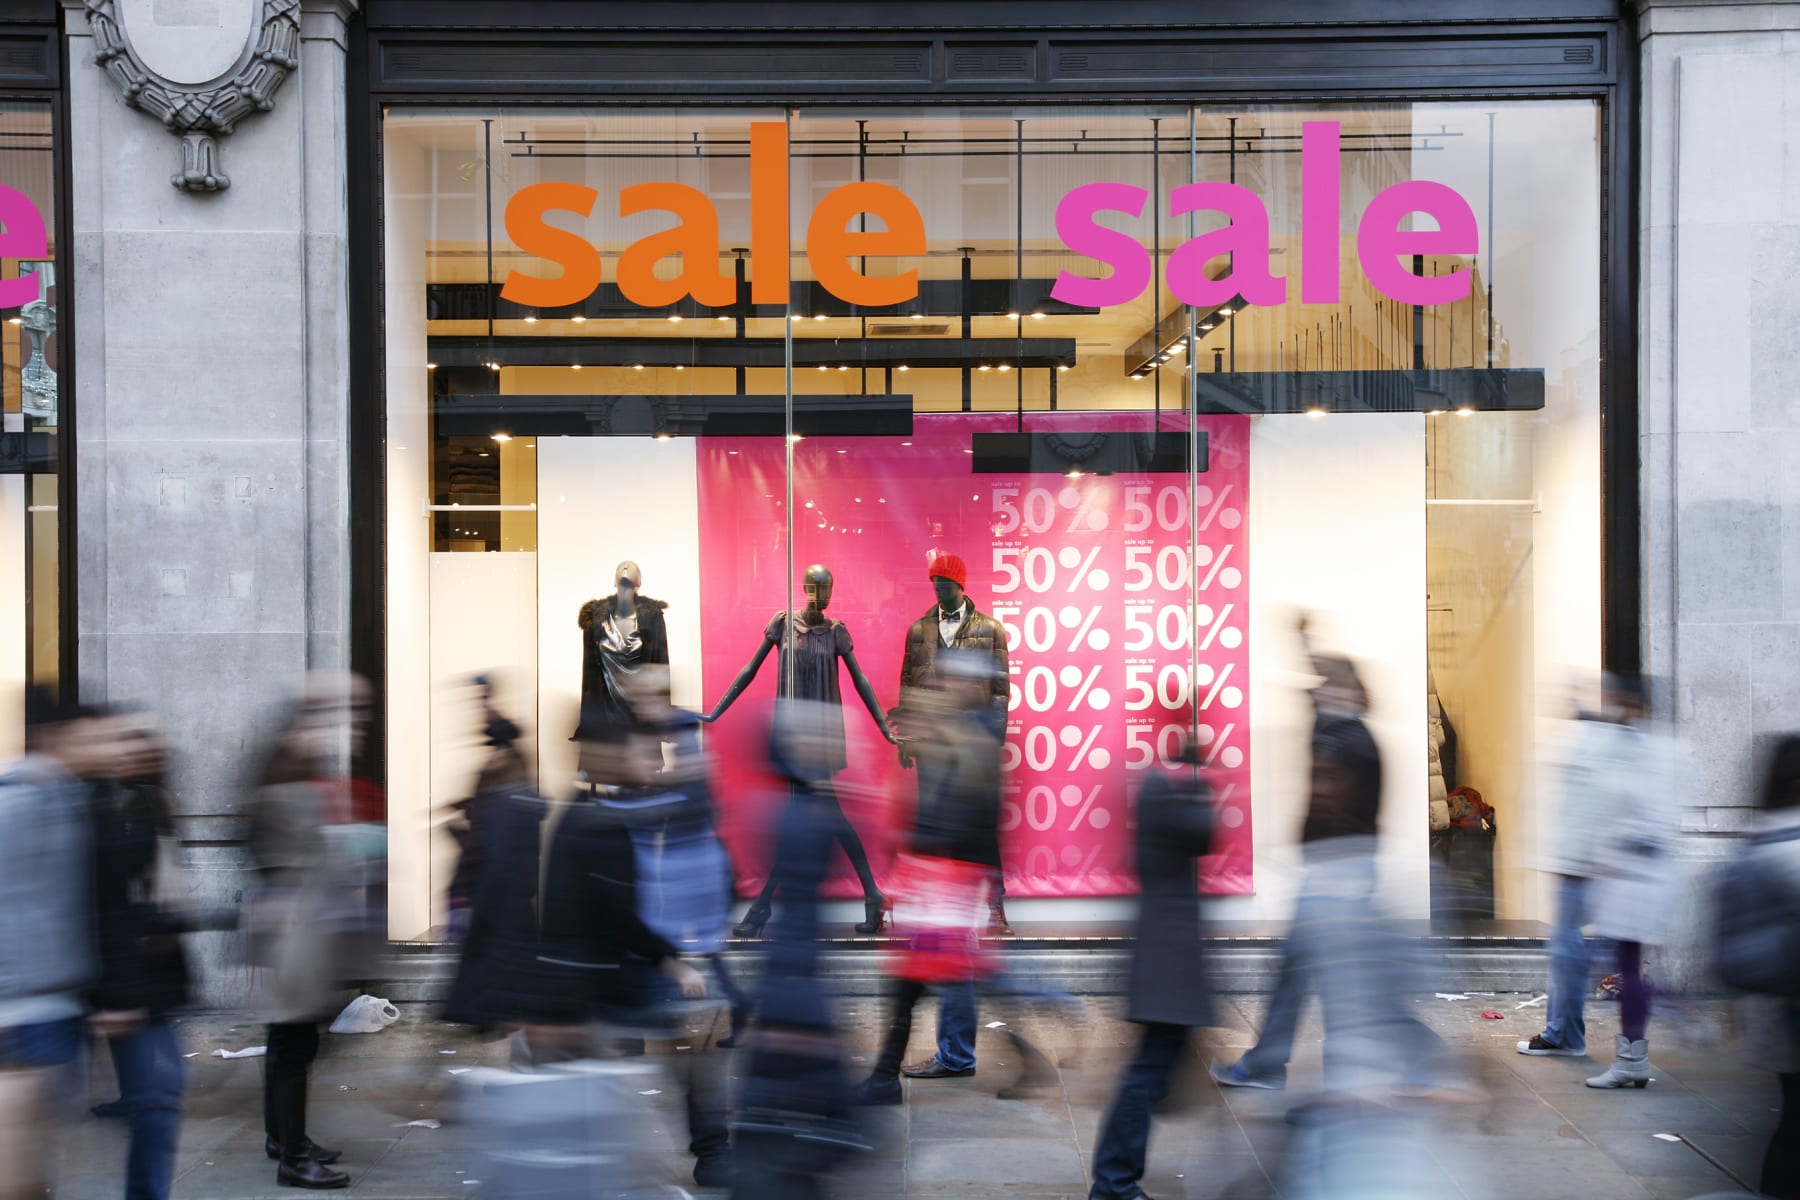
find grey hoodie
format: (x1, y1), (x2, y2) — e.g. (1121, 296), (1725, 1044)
(0, 755), (96, 1027)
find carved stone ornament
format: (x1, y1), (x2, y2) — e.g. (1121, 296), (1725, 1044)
(84, 0), (300, 193)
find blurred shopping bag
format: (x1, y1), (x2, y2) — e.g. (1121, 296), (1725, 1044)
(885, 853), (996, 985)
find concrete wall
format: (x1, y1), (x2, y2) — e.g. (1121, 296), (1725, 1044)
(1638, 0), (1800, 986)
(61, 0), (358, 1005)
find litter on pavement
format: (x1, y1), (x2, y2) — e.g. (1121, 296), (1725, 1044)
(395, 1119), (442, 1129)
(210, 1046), (266, 1059)
(1481, 1010), (1505, 1019)
(1435, 993), (1470, 1001)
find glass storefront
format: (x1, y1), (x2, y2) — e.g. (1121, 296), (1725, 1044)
(0, 99), (58, 755)
(380, 101), (1601, 938)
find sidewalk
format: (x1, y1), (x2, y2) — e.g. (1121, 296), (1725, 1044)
(52, 993), (1778, 1199)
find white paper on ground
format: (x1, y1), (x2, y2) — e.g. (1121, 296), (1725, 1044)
(1515, 995), (1548, 1009)
(395, 1119), (442, 1129)
(211, 1046), (267, 1059)
(447, 1068), (472, 1075)
(1653, 1133), (1683, 1143)
(1435, 993), (1469, 1001)
(985, 1021), (1006, 1028)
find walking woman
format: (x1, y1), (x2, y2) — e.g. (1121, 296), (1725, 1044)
(245, 671), (382, 1189)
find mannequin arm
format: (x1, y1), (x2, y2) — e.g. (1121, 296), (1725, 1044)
(702, 637), (776, 722)
(842, 647), (900, 744)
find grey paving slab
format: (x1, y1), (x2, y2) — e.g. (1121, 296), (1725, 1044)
(907, 1136), (1090, 1189)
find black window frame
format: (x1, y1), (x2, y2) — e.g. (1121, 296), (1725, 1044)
(347, 0), (1640, 783)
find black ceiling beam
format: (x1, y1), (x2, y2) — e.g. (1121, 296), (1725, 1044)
(428, 334), (1076, 371)
(1192, 368), (1544, 415)
(432, 391), (914, 438)
(426, 278), (1095, 323)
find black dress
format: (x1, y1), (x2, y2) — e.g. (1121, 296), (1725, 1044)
(576, 594), (670, 737)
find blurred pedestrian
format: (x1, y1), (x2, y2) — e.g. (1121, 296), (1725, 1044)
(89, 709), (231, 1200)
(731, 702), (870, 1200)
(441, 681), (545, 1034)
(1515, 673), (1679, 1089)
(498, 708), (726, 1188)
(854, 648), (1050, 1106)
(0, 695), (113, 1198)
(1712, 736), (1800, 1199)
(245, 671), (381, 1190)
(1214, 619), (1448, 1098)
(1088, 741), (1214, 1200)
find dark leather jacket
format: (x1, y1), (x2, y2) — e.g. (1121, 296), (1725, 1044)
(898, 601), (1010, 714)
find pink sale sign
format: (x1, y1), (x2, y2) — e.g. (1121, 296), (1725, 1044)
(697, 412), (1251, 899)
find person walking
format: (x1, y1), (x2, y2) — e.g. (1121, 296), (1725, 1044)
(853, 649), (1050, 1106)
(1711, 736), (1800, 1198)
(1515, 673), (1679, 1089)
(1088, 743), (1214, 1200)
(89, 710), (232, 1200)
(245, 671), (382, 1190)
(0, 696), (115, 1199)
(1213, 622), (1448, 1099)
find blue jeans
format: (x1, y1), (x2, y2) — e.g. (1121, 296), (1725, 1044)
(109, 1020), (185, 1200)
(0, 1015), (83, 1069)
(934, 983), (977, 1072)
(1238, 940), (1301, 1081)
(1090, 1022), (1187, 1199)
(1542, 875), (1591, 1053)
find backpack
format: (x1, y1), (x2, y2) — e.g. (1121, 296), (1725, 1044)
(1712, 826), (1800, 995)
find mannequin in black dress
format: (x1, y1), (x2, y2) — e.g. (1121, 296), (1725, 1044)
(575, 560), (670, 740)
(702, 564), (899, 935)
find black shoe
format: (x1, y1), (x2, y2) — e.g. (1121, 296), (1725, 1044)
(733, 903), (772, 939)
(276, 1158), (350, 1189)
(901, 1055), (975, 1079)
(850, 1073), (904, 1107)
(854, 894), (888, 935)
(266, 1137), (343, 1164)
(91, 1098), (128, 1119)
(693, 1152), (734, 1189)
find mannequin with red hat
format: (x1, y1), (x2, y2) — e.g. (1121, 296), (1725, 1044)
(701, 563), (899, 937)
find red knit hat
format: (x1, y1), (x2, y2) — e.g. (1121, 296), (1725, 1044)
(928, 553), (967, 588)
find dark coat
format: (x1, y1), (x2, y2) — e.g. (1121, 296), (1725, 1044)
(441, 771), (546, 1029)
(1125, 770), (1214, 1027)
(489, 790), (681, 1026)
(90, 780), (190, 1017)
(898, 602), (1009, 714)
(1300, 712), (1383, 846)
(909, 706), (1004, 868)
(577, 594), (671, 733)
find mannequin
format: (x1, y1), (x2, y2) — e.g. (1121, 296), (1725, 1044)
(575, 561), (670, 740)
(702, 564), (898, 935)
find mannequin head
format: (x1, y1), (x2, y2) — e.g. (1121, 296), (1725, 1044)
(928, 553), (968, 612)
(803, 564), (834, 614)
(615, 560), (642, 606)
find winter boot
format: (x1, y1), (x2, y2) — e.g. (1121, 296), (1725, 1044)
(1584, 1035), (1650, 1089)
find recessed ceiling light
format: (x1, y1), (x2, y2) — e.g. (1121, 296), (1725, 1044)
(897, 364), (911, 372)
(978, 364), (991, 372)
(425, 362), (437, 370)
(1006, 312), (1020, 320)
(523, 316), (537, 324)
(491, 433), (512, 443)
(570, 363), (583, 371)
(813, 314), (828, 321)
(1031, 312), (1046, 320)
(997, 364), (1011, 372)
(668, 314), (682, 323)
(571, 315), (587, 324)
(837, 365), (849, 372)
(1057, 364), (1070, 373)
(910, 313), (924, 321)
(717, 315), (731, 322)
(674, 365), (685, 371)
(633, 363), (644, 371)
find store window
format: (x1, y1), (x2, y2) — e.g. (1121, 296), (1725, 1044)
(381, 101), (1601, 939)
(0, 100), (58, 755)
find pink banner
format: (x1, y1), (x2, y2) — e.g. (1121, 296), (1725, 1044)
(697, 413), (1251, 898)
